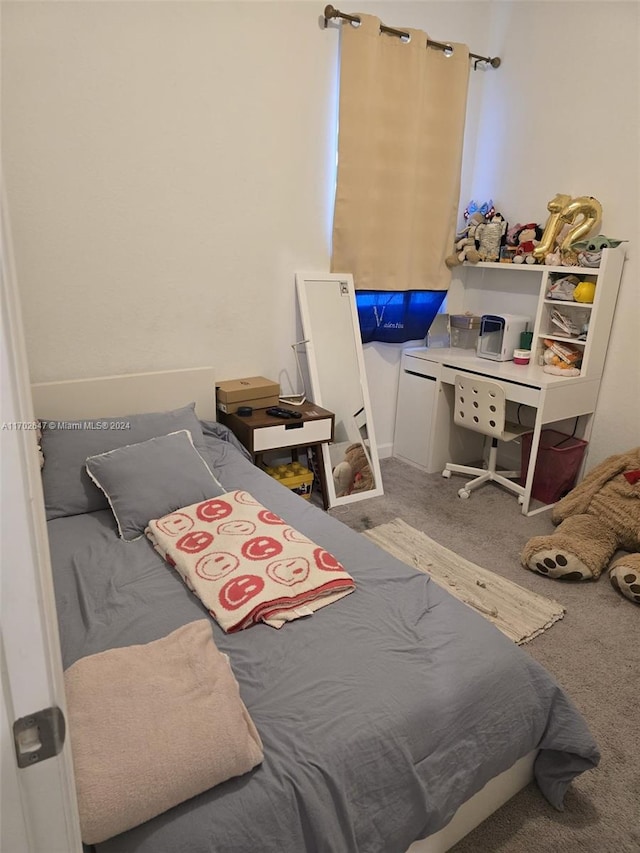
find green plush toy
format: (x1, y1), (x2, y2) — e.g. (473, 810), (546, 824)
(571, 235), (625, 268)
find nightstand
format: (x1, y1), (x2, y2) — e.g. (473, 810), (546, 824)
(218, 402), (335, 508)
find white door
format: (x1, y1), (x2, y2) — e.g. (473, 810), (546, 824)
(1, 188), (82, 851)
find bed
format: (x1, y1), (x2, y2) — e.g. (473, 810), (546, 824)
(32, 368), (600, 853)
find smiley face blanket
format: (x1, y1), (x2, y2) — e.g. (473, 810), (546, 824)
(145, 490), (356, 632)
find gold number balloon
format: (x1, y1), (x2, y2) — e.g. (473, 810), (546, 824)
(533, 194), (602, 262)
(533, 193), (572, 261)
(558, 196), (603, 252)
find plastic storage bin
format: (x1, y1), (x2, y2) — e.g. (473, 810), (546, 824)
(450, 314), (481, 349)
(450, 326), (480, 349)
(520, 429), (588, 504)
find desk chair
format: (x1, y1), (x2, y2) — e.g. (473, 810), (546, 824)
(442, 375), (529, 501)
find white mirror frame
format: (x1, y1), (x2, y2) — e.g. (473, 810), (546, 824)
(295, 271), (384, 508)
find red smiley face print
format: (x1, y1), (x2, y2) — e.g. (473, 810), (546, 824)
(195, 551), (240, 582)
(219, 574), (265, 610)
(176, 530), (214, 554)
(257, 509), (286, 526)
(266, 557), (310, 586)
(156, 513), (194, 537)
(196, 499), (233, 523)
(314, 548), (345, 572)
(216, 519), (257, 536)
(283, 527), (312, 544)
(233, 491), (260, 506)
(241, 536), (283, 561)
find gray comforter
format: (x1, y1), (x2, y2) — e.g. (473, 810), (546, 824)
(48, 432), (599, 853)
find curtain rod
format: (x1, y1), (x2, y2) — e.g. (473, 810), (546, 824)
(323, 5), (501, 69)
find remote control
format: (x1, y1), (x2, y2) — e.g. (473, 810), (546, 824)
(266, 407), (303, 419)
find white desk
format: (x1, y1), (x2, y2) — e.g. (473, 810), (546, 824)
(394, 347), (600, 515)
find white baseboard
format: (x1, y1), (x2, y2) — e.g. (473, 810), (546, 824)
(378, 441), (394, 459)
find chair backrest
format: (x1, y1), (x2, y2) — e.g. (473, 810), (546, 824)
(453, 375), (507, 439)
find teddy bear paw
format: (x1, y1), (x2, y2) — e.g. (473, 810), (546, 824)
(526, 549), (595, 581)
(609, 561), (640, 605)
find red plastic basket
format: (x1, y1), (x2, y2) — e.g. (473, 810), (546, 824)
(520, 429), (588, 504)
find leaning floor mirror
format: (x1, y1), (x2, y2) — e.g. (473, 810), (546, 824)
(295, 271), (384, 508)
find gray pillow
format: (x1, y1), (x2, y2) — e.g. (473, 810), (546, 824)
(199, 419), (253, 462)
(85, 430), (225, 542)
(41, 404), (209, 520)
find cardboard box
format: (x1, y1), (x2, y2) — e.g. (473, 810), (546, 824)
(216, 376), (280, 414)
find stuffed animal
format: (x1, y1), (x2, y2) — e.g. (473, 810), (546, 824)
(333, 442), (375, 497)
(474, 213), (508, 262)
(445, 212), (485, 268)
(571, 235), (625, 268)
(521, 447), (640, 605)
(505, 222), (523, 248)
(512, 223), (544, 264)
(463, 199), (495, 221)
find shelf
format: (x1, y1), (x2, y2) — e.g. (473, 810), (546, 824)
(545, 266), (599, 276)
(543, 298), (593, 308)
(463, 262), (543, 272)
(464, 261), (601, 275)
(538, 333), (586, 346)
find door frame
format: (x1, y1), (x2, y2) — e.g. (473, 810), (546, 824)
(1, 185), (82, 851)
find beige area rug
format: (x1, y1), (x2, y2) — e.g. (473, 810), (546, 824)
(364, 518), (565, 644)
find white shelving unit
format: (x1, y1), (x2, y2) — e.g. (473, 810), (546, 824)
(454, 245), (626, 378)
(531, 249), (626, 377)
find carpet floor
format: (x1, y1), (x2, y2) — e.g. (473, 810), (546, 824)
(327, 457), (640, 853)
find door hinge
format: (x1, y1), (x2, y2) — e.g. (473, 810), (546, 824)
(13, 706), (66, 768)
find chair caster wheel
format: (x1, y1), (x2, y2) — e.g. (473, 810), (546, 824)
(442, 469), (451, 479)
(518, 495), (525, 505)
(458, 488), (471, 499)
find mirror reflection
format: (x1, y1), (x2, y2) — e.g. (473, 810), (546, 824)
(295, 272), (384, 507)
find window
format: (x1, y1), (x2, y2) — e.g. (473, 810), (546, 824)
(355, 290), (447, 344)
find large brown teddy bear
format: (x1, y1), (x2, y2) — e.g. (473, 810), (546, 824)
(333, 443), (375, 498)
(521, 447), (640, 605)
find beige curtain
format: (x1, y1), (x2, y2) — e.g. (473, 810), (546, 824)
(331, 15), (470, 291)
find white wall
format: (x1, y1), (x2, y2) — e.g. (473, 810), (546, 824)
(467, 0), (640, 464)
(2, 1), (638, 466)
(1, 0), (490, 457)
(1, 1), (338, 394)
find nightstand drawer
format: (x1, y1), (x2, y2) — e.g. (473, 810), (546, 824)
(253, 417), (333, 452)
